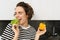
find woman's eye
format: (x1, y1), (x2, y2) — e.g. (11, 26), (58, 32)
(14, 12), (22, 16)
(18, 12), (22, 14)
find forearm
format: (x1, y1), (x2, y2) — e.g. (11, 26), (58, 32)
(34, 35), (40, 40)
(12, 34), (19, 40)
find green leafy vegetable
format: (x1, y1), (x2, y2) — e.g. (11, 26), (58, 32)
(10, 19), (19, 25)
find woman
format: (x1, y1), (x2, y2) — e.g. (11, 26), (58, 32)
(1, 2), (46, 40)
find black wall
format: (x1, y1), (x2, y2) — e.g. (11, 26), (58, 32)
(0, 20), (60, 40)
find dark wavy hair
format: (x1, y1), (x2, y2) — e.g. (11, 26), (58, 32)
(16, 2), (34, 20)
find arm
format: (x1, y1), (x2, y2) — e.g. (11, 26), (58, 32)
(1, 24), (14, 40)
(12, 24), (19, 40)
(12, 34), (19, 40)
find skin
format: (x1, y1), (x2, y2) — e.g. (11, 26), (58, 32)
(12, 6), (46, 40)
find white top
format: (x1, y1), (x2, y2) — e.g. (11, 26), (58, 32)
(20, 25), (31, 29)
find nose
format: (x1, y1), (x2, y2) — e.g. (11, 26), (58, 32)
(15, 13), (21, 19)
(16, 15), (19, 18)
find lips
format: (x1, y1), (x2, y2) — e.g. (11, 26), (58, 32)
(16, 17), (21, 20)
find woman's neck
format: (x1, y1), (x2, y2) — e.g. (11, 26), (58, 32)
(19, 20), (29, 28)
(22, 22), (28, 27)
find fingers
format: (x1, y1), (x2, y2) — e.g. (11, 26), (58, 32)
(12, 24), (19, 33)
(12, 24), (16, 30)
(36, 26), (46, 36)
(38, 25), (46, 31)
(12, 24), (19, 29)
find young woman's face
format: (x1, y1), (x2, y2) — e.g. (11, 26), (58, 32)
(14, 6), (28, 25)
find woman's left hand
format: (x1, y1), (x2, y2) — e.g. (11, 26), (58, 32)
(36, 27), (46, 36)
(35, 27), (46, 40)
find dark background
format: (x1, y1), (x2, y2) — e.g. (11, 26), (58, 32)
(0, 20), (60, 40)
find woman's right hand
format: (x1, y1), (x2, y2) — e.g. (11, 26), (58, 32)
(12, 24), (19, 35)
(12, 24), (20, 40)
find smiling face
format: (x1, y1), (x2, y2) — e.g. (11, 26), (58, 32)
(14, 6), (28, 25)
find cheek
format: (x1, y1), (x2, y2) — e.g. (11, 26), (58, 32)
(21, 15), (28, 21)
(22, 15), (28, 20)
(15, 15), (22, 19)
